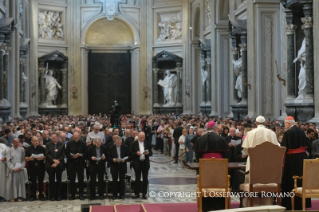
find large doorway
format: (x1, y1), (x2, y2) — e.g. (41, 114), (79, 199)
(88, 52), (131, 115)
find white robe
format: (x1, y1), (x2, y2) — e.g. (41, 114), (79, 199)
(6, 147), (26, 200)
(241, 125), (279, 207)
(0, 143), (7, 198)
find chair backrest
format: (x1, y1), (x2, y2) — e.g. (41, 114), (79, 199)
(198, 158), (228, 188)
(303, 158), (319, 190)
(248, 142), (286, 184)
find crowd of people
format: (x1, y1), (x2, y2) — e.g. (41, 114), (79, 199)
(0, 113), (318, 210)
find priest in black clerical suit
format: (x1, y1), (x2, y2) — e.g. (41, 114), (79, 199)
(65, 132), (87, 200)
(130, 132), (153, 199)
(281, 116), (311, 210)
(25, 136), (46, 201)
(108, 136), (129, 199)
(87, 139), (107, 200)
(45, 133), (65, 201)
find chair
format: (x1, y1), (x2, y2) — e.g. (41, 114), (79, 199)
(239, 142), (286, 207)
(23, 168), (31, 201)
(196, 157), (230, 212)
(291, 158), (319, 211)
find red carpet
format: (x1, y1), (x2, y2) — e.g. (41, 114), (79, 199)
(90, 200), (319, 212)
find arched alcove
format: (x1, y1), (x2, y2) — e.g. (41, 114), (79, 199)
(85, 18), (134, 47)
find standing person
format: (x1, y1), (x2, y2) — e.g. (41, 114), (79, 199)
(87, 138), (107, 200)
(25, 136), (46, 201)
(45, 133), (65, 201)
(66, 131), (87, 200)
(86, 124), (105, 144)
(6, 138), (26, 202)
(178, 129), (187, 164)
(281, 116), (311, 210)
(184, 128), (195, 163)
(130, 132), (152, 199)
(0, 138), (7, 200)
(109, 136), (129, 199)
(157, 121), (165, 154)
(173, 122), (183, 164)
(2, 129), (15, 147)
(42, 130), (52, 145)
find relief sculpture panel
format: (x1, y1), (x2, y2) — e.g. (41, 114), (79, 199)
(38, 10), (64, 40)
(156, 11), (182, 42)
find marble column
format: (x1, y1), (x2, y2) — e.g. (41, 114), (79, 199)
(239, 40), (247, 103)
(302, 17), (314, 98)
(232, 48), (239, 101)
(286, 24), (297, 100)
(200, 51), (206, 106)
(61, 68), (68, 107)
(39, 67), (46, 107)
(153, 68), (159, 107)
(205, 51), (211, 105)
(19, 58), (25, 103)
(3, 48), (9, 101)
(0, 44), (4, 100)
(175, 65), (182, 107)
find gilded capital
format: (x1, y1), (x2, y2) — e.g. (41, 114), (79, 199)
(239, 43), (247, 52)
(301, 17), (313, 29)
(285, 24), (297, 35)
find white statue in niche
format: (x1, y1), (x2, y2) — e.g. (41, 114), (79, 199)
(44, 68), (62, 107)
(158, 70), (177, 107)
(293, 38), (306, 102)
(232, 57), (243, 99)
(206, 0), (211, 26)
(201, 69), (208, 86)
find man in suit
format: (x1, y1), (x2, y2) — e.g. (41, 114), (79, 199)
(124, 129), (138, 149)
(173, 122), (183, 163)
(119, 122), (127, 137)
(108, 136), (129, 199)
(87, 138), (107, 200)
(25, 136), (46, 201)
(45, 133), (65, 201)
(66, 131), (87, 200)
(130, 132), (153, 199)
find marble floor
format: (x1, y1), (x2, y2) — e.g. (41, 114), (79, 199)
(0, 150), (205, 212)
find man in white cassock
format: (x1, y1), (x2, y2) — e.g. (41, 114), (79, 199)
(0, 138), (8, 199)
(241, 116), (279, 207)
(6, 138), (26, 202)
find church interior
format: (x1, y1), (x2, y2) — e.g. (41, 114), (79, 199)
(1, 0), (319, 212)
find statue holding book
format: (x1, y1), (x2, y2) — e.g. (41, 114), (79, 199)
(158, 70), (177, 106)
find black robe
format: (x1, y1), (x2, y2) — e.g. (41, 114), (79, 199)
(281, 125), (311, 210)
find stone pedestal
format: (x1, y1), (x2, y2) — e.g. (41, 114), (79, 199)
(285, 103), (314, 122)
(38, 107), (68, 116)
(153, 106), (183, 115)
(200, 105), (211, 115)
(19, 102), (28, 119)
(0, 99), (11, 122)
(231, 104), (248, 121)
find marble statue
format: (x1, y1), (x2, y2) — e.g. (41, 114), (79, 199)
(232, 57), (243, 99)
(293, 38), (306, 101)
(158, 70), (177, 106)
(38, 11), (64, 40)
(206, 0), (211, 26)
(44, 69), (62, 106)
(157, 12), (182, 41)
(22, 72), (28, 82)
(201, 69), (208, 86)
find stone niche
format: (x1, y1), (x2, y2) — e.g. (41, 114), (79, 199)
(38, 51), (68, 116)
(85, 18), (134, 47)
(152, 51), (183, 115)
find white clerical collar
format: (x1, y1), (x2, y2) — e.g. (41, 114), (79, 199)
(257, 125), (265, 128)
(139, 140), (144, 143)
